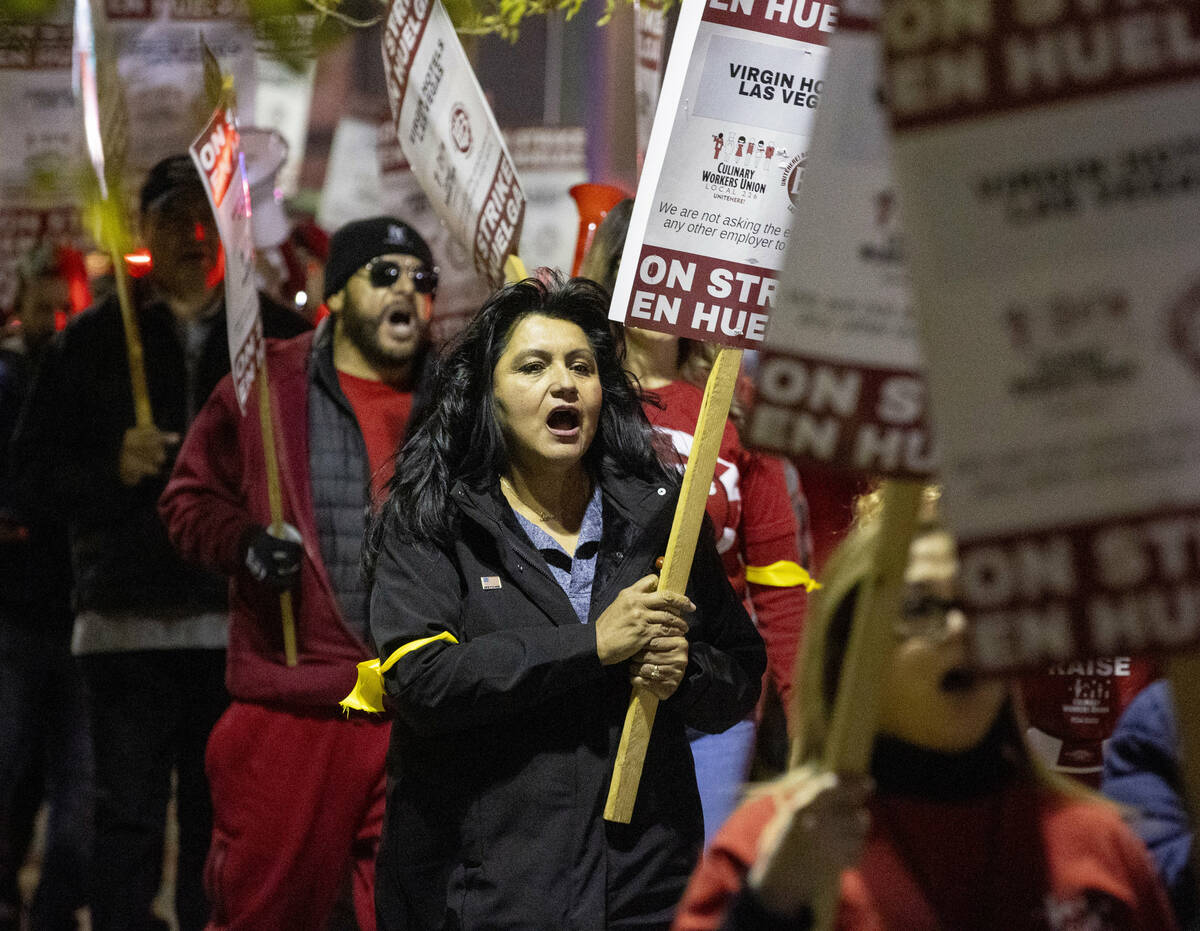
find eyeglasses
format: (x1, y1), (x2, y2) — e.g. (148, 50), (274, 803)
(893, 594), (966, 640)
(361, 258), (439, 294)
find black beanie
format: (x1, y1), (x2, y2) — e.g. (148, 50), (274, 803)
(323, 216), (435, 301)
(140, 155), (205, 214)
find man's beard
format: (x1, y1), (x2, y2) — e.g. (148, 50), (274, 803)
(341, 303), (418, 372)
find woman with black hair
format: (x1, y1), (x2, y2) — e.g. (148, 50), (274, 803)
(366, 272), (766, 930)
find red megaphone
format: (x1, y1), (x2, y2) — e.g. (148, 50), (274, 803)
(568, 183), (629, 277)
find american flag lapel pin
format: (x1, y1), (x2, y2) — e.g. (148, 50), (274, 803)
(480, 576), (502, 590)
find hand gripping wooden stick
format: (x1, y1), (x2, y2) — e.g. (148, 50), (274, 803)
(604, 346), (744, 823)
(256, 356), (298, 667)
(810, 479), (923, 929)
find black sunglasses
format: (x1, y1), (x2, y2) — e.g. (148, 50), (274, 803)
(363, 258), (439, 294)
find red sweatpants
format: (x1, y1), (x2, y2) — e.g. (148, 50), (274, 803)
(203, 701), (389, 930)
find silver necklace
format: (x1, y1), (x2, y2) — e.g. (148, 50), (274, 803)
(500, 476), (555, 522)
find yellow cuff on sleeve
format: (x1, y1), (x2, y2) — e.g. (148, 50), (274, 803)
(744, 560), (821, 592)
(339, 631), (459, 714)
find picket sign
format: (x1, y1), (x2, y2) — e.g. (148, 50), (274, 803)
(605, 0), (835, 820)
(722, 5), (936, 919)
(190, 87), (298, 666)
(878, 0), (1200, 909)
(380, 0), (526, 289)
(74, 0), (152, 427)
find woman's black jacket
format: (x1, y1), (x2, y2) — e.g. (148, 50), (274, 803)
(370, 464), (767, 930)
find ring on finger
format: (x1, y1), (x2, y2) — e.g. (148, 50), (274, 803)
(650, 664), (659, 680)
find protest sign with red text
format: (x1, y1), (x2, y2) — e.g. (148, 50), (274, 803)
(883, 0), (1200, 671)
(746, 0), (935, 479)
(190, 101), (260, 412)
(381, 0), (525, 287)
(633, 0), (667, 178)
(609, 0), (837, 348)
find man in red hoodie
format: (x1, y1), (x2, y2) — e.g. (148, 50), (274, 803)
(159, 216), (438, 930)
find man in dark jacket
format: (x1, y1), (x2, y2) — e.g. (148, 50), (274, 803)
(158, 216), (437, 930)
(11, 156), (309, 931)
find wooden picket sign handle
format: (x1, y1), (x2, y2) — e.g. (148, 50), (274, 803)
(110, 249), (154, 428)
(505, 253), (528, 283)
(1165, 653), (1200, 911)
(810, 479), (923, 929)
(256, 356), (298, 667)
(604, 346), (744, 823)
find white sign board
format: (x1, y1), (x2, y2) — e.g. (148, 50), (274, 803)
(190, 102), (261, 412)
(609, 0), (837, 349)
(254, 53), (315, 199)
(633, 0), (667, 178)
(0, 12), (81, 205)
(376, 118), (492, 344)
(746, 5), (935, 479)
(0, 4), (85, 314)
(381, 0), (525, 287)
(108, 0), (257, 180)
(316, 117), (386, 234)
(505, 126), (589, 275)
(884, 0), (1200, 670)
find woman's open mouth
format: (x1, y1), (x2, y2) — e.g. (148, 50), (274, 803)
(546, 407), (581, 438)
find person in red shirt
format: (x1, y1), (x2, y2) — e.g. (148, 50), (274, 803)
(673, 490), (1178, 931)
(580, 204), (812, 843)
(159, 217), (438, 930)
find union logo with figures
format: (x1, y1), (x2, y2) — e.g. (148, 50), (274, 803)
(781, 153), (807, 209)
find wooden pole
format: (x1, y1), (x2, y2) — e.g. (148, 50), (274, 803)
(505, 253), (528, 283)
(109, 249), (153, 427)
(810, 479), (923, 929)
(604, 346), (744, 823)
(256, 356), (298, 667)
(1165, 654), (1200, 910)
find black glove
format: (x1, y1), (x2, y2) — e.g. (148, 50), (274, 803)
(244, 524), (303, 591)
